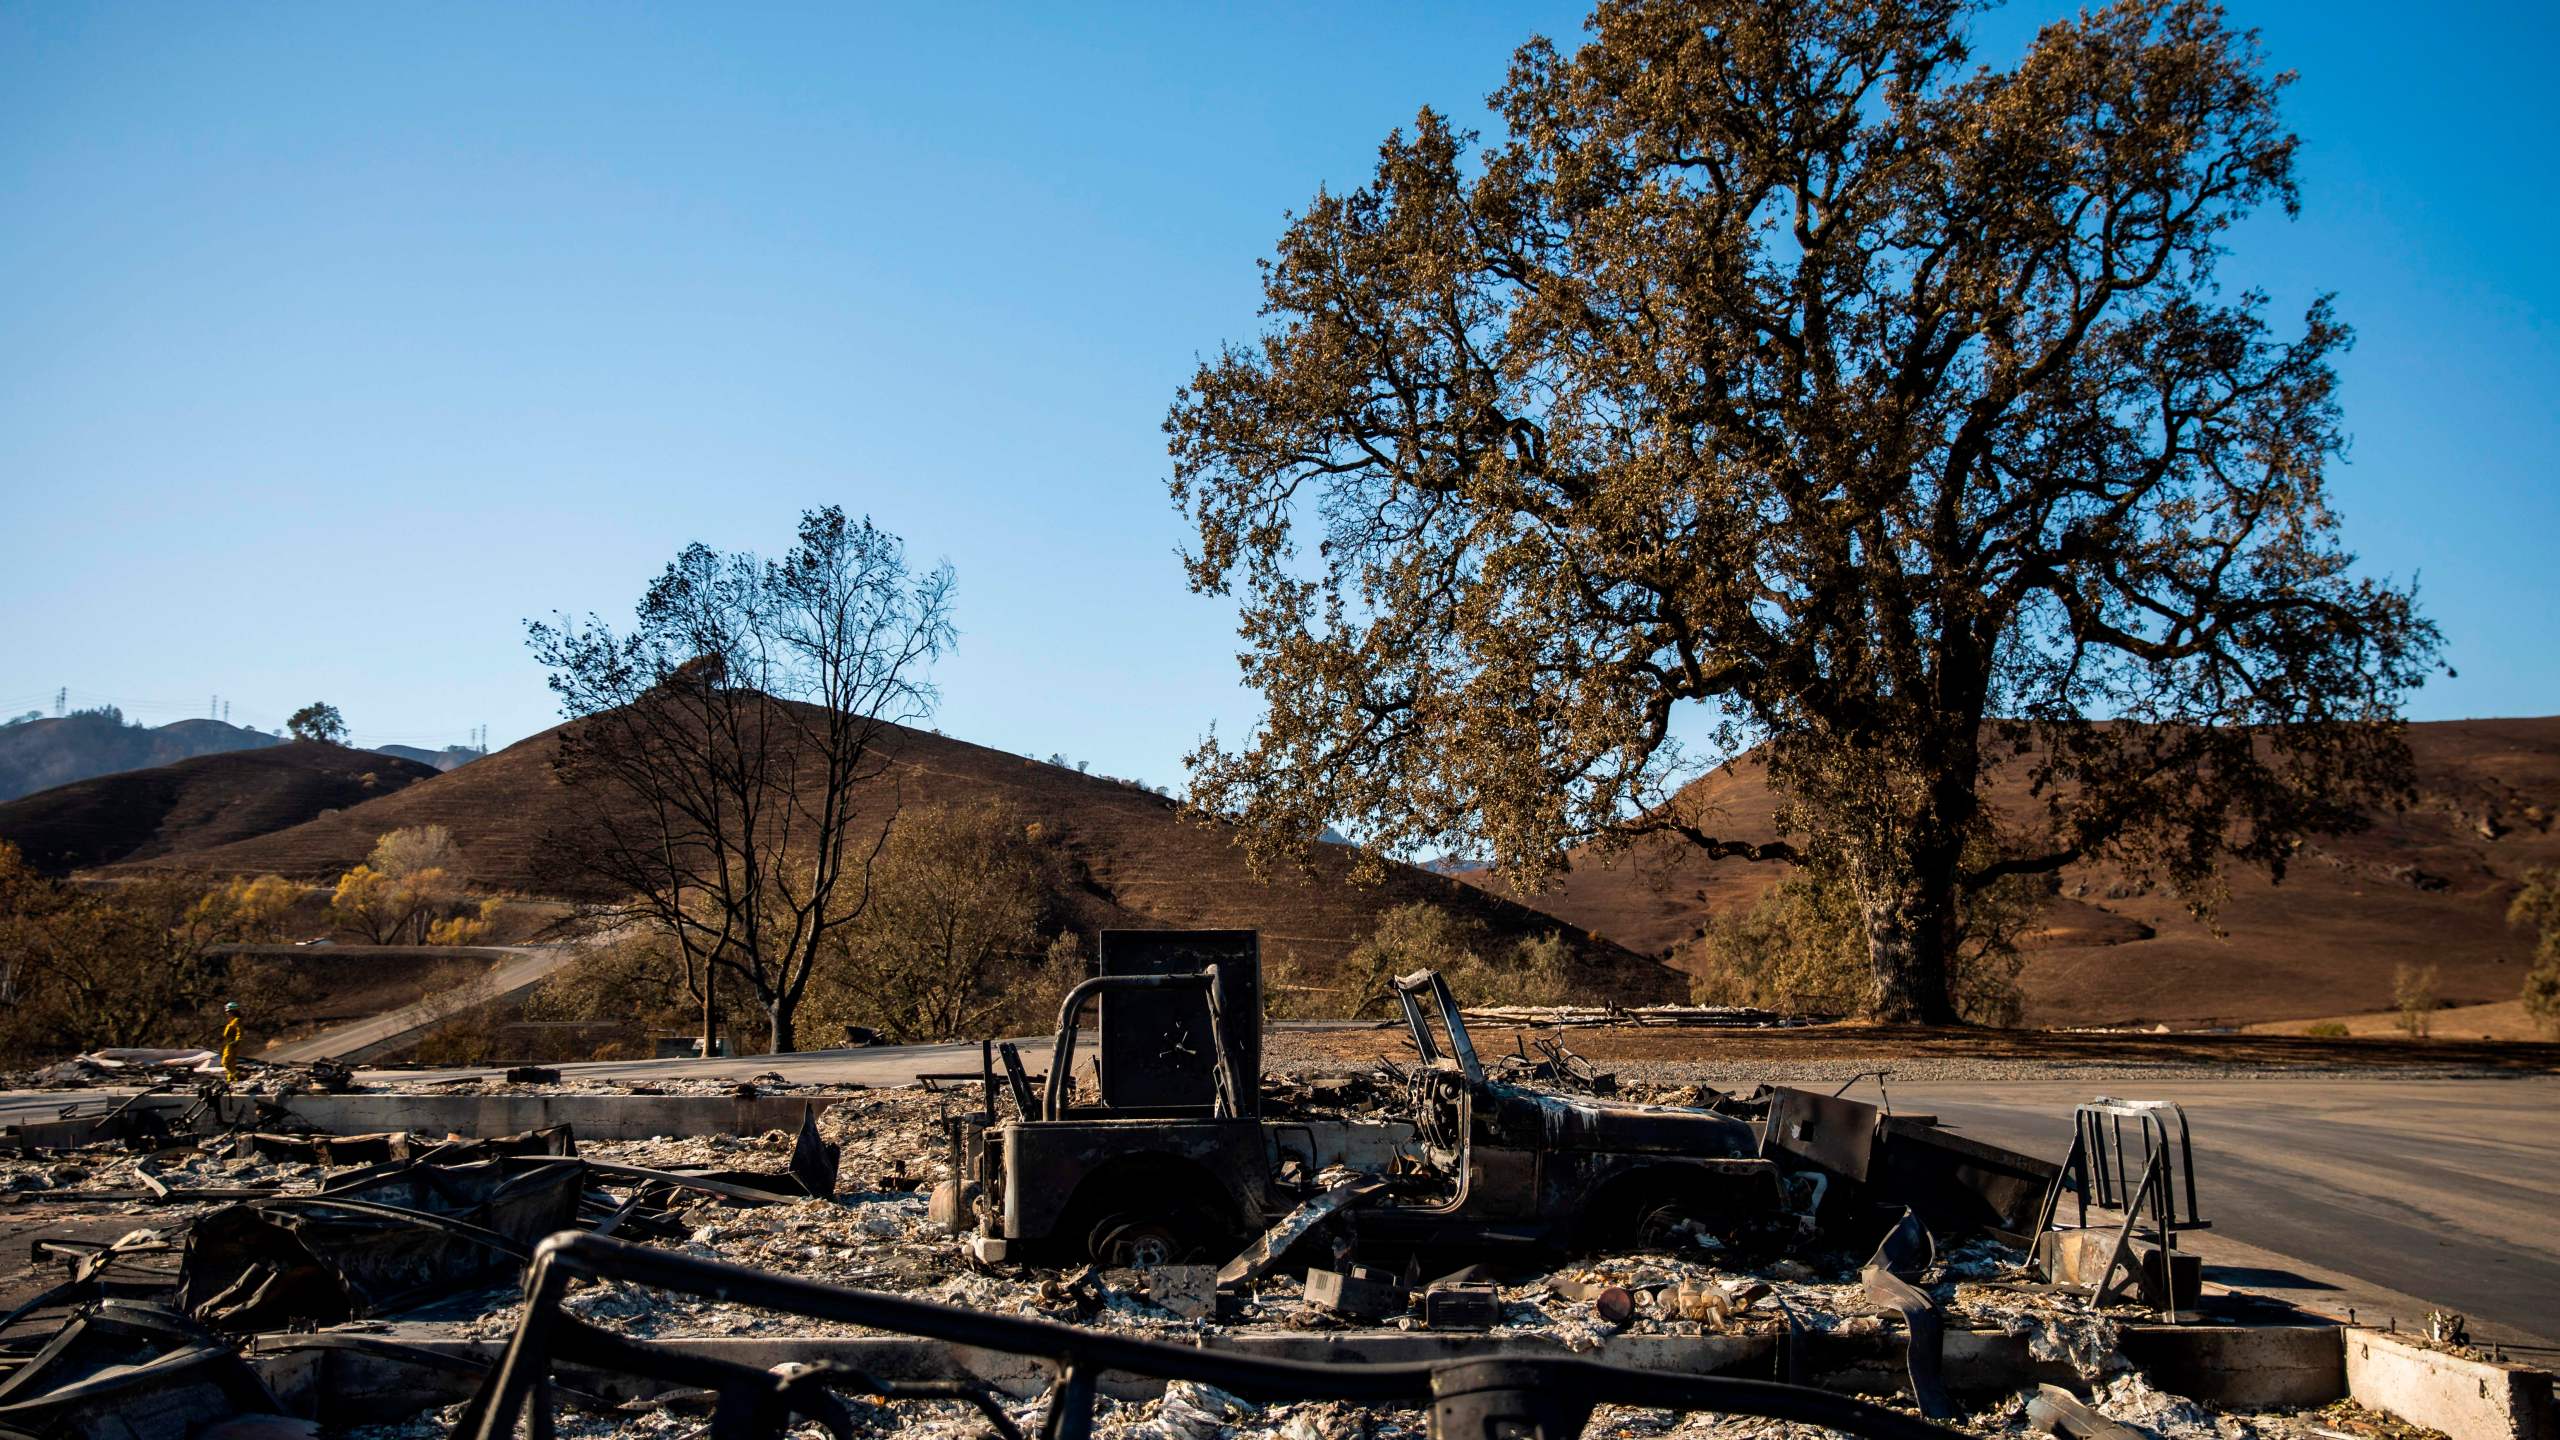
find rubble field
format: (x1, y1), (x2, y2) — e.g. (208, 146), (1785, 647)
(0, 1076), (2454, 1440)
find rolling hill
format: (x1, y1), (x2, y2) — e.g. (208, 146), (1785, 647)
(371, 744), (485, 772)
(0, 743), (439, 875)
(1458, 717), (2560, 1028)
(108, 716), (1681, 1002)
(0, 713), (282, 803)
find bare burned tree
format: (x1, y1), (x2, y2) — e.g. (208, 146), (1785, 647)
(1168, 0), (2440, 1021)
(527, 508), (955, 1053)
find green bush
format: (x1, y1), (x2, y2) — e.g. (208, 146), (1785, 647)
(2303, 1020), (2350, 1039)
(2510, 868), (2560, 1040)
(1322, 903), (1585, 1019)
(1687, 856), (2041, 1025)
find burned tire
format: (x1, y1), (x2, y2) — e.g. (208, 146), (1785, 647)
(1088, 1214), (1189, 1268)
(1058, 1160), (1244, 1268)
(1085, 1198), (1233, 1266)
(1631, 1197), (1714, 1252)
(1588, 1169), (1733, 1255)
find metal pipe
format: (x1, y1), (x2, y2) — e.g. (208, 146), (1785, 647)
(465, 1233), (1966, 1440)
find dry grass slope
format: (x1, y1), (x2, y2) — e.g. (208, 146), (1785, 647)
(1459, 717), (2560, 1028)
(110, 717), (1679, 1000)
(0, 742), (439, 875)
(0, 715), (283, 803)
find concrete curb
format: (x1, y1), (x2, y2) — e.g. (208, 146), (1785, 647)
(2345, 1328), (2557, 1440)
(275, 1091), (858, 1140)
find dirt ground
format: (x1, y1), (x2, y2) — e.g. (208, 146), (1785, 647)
(2243, 998), (2553, 1041)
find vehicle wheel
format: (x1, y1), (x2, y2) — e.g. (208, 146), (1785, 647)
(1629, 1197), (1717, 1253)
(1087, 1212), (1190, 1268)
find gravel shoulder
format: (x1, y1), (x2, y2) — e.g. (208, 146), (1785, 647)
(1266, 1021), (2560, 1084)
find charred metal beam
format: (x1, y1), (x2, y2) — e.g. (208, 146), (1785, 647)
(464, 1232), (1965, 1440)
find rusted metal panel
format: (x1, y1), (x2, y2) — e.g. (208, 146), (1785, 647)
(1098, 930), (1261, 1116)
(997, 1117), (1270, 1251)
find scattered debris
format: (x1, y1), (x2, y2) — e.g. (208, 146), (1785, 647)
(1418, 1278), (1501, 1330)
(177, 1155), (587, 1330)
(0, 1300), (302, 1440)
(2028, 1381), (2149, 1440)
(0, 928), (2492, 1440)
(1861, 1207), (1954, 1419)
(1305, 1264), (1409, 1320)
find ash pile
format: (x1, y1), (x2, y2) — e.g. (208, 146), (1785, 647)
(0, 930), (2398, 1440)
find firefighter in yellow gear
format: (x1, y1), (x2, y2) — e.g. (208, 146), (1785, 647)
(219, 1001), (243, 1081)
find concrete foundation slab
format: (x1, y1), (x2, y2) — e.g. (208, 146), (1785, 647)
(276, 1092), (855, 1140)
(2117, 1323), (2348, 1410)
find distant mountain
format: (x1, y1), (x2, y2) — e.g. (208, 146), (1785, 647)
(0, 742), (438, 874)
(1457, 717), (2560, 1028)
(117, 712), (1682, 1003)
(371, 744), (485, 772)
(0, 712), (282, 804)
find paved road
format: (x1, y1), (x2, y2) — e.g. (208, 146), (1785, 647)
(261, 945), (582, 1063)
(1876, 1076), (2560, 1354)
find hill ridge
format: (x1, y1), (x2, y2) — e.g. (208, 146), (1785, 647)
(0, 714), (284, 804)
(0, 741), (438, 874)
(1457, 716), (2560, 1027)
(105, 713), (1677, 1000)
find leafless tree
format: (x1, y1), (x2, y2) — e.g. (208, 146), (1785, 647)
(527, 507), (955, 1053)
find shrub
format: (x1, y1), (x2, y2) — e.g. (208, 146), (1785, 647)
(427, 897), (505, 947)
(799, 801), (1080, 1043)
(2392, 963), (2439, 1039)
(2303, 1020), (2351, 1039)
(1334, 903), (1585, 1018)
(1689, 857), (2039, 1025)
(2509, 868), (2560, 1039)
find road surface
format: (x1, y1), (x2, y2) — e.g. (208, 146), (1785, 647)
(1883, 1076), (2560, 1354)
(260, 945), (582, 1063)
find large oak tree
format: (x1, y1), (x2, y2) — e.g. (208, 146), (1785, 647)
(1167, 0), (2438, 1021)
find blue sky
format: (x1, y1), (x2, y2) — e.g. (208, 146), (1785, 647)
(2, 2), (2551, 781)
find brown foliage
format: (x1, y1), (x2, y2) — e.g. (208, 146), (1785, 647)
(1168, 0), (2437, 1021)
(801, 801), (1085, 1043)
(0, 841), (304, 1063)
(2509, 868), (2560, 1038)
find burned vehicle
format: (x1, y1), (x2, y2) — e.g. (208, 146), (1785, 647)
(931, 930), (2056, 1272)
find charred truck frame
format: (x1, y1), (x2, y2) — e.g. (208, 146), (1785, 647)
(931, 930), (2058, 1271)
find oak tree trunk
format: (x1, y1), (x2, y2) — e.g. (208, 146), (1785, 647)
(1853, 839), (1963, 1025)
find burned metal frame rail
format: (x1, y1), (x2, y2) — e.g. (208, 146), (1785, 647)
(465, 1232), (1965, 1440)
